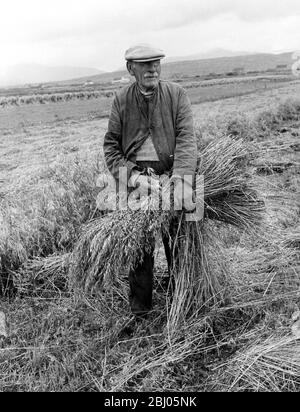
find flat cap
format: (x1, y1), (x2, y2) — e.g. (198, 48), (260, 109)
(125, 44), (165, 62)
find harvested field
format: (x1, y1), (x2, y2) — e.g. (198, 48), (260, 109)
(0, 79), (299, 392)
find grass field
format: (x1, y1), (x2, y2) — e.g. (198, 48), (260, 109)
(0, 76), (299, 392)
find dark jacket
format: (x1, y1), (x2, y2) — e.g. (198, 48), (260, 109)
(103, 80), (197, 184)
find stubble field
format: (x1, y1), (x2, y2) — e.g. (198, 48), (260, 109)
(0, 76), (299, 392)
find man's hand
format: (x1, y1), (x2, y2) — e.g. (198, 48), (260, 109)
(136, 175), (160, 197)
(129, 171), (159, 197)
(171, 175), (195, 212)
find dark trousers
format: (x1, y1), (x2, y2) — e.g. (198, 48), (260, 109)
(128, 160), (178, 317)
(128, 220), (178, 317)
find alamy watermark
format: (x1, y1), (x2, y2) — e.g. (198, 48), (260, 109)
(96, 167), (204, 222)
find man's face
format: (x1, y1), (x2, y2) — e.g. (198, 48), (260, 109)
(127, 60), (161, 91)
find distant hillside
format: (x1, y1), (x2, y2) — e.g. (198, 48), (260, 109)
(61, 52), (294, 85)
(0, 64), (106, 87)
(163, 48), (254, 64)
(7, 52), (293, 89)
(161, 52), (294, 78)
(114, 49), (253, 71)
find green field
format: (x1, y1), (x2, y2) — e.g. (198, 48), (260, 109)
(0, 76), (300, 391)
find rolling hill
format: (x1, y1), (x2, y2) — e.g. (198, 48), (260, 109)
(0, 64), (106, 87)
(163, 48), (254, 64)
(1, 51), (295, 89)
(62, 52), (294, 85)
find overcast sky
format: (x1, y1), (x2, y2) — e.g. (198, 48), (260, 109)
(1, 0), (300, 73)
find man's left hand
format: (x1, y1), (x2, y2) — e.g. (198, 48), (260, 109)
(171, 176), (195, 212)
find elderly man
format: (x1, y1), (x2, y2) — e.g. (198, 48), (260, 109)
(104, 44), (197, 318)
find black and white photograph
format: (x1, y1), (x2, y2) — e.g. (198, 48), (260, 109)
(0, 0), (299, 395)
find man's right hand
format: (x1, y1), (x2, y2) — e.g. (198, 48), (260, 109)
(129, 171), (159, 197)
(135, 175), (160, 197)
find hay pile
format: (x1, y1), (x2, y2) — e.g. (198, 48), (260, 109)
(14, 253), (71, 296)
(71, 206), (170, 293)
(166, 220), (229, 332)
(70, 136), (265, 328)
(281, 226), (300, 249)
(211, 332), (300, 392)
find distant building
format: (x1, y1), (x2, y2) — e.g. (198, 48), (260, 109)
(233, 67), (245, 74)
(276, 64), (288, 69)
(111, 76), (130, 84)
(84, 80), (95, 86)
(171, 73), (183, 80)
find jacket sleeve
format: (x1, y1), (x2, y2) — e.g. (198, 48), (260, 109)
(103, 94), (137, 185)
(172, 88), (197, 179)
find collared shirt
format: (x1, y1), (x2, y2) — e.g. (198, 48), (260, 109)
(104, 80), (197, 184)
(135, 135), (159, 161)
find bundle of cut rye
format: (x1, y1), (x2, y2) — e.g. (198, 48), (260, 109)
(71, 136), (265, 327)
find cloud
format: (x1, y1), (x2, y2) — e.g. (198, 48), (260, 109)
(1, 0), (300, 72)
(137, 0), (300, 31)
(2, 0), (300, 44)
